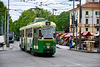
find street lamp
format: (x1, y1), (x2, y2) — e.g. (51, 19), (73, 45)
(53, 9), (57, 22)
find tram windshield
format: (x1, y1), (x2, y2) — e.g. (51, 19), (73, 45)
(42, 27), (54, 38)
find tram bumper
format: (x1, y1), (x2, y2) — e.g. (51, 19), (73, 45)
(43, 48), (53, 51)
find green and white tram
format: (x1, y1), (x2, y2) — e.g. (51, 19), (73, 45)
(19, 18), (56, 56)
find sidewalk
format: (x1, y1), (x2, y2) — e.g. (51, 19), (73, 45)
(56, 44), (100, 53)
(56, 44), (70, 49)
(0, 45), (13, 51)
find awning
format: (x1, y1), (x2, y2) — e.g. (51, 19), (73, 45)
(74, 33), (79, 36)
(56, 33), (62, 36)
(82, 32), (93, 36)
(61, 33), (68, 37)
(64, 33), (73, 37)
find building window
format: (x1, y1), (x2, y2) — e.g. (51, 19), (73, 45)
(86, 19), (88, 24)
(97, 28), (99, 31)
(97, 19), (99, 24)
(95, 11), (97, 15)
(86, 28), (88, 31)
(86, 11), (88, 15)
(95, 11), (100, 15)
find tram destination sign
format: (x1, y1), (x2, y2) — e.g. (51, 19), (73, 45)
(46, 22), (50, 25)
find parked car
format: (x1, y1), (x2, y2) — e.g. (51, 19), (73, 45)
(0, 35), (5, 47)
(9, 36), (14, 43)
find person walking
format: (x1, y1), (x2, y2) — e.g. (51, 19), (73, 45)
(69, 38), (72, 49)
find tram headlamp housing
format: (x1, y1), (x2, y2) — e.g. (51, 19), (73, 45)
(46, 22), (50, 25)
(47, 45), (50, 49)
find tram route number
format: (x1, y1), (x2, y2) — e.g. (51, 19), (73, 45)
(46, 43), (50, 45)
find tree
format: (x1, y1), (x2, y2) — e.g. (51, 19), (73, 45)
(55, 11), (70, 31)
(13, 7), (53, 34)
(0, 1), (12, 34)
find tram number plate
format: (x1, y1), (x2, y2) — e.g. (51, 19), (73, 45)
(46, 43), (50, 45)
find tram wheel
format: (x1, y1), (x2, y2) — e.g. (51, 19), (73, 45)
(20, 45), (24, 51)
(33, 52), (38, 56)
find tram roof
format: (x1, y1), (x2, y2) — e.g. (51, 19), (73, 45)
(20, 21), (56, 30)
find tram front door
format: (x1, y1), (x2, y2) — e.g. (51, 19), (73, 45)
(34, 29), (38, 49)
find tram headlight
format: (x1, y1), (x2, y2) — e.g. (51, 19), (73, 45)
(47, 45), (50, 49)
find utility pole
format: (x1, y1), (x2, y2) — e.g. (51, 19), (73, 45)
(53, 9), (54, 22)
(7, 0), (9, 47)
(1, 20), (3, 35)
(99, 0), (100, 51)
(79, 0), (82, 50)
(75, 20), (77, 50)
(5, 10), (7, 45)
(40, 2), (42, 17)
(73, 0), (75, 40)
(2, 17), (4, 35)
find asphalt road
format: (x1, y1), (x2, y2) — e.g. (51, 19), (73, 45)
(0, 41), (100, 67)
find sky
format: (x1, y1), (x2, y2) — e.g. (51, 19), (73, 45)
(1, 0), (86, 21)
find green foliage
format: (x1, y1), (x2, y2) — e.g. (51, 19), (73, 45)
(55, 11), (70, 31)
(0, 1), (13, 34)
(13, 8), (53, 34)
(13, 7), (70, 34)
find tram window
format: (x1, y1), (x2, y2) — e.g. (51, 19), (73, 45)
(20, 30), (24, 37)
(22, 30), (24, 37)
(20, 31), (22, 37)
(26, 28), (32, 37)
(34, 29), (36, 33)
(39, 30), (43, 37)
(42, 27), (54, 38)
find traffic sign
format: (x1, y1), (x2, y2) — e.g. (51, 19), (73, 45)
(78, 23), (82, 27)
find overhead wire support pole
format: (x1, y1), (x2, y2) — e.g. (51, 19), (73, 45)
(40, 2), (42, 17)
(73, 0), (75, 40)
(53, 9), (54, 22)
(5, 10), (6, 45)
(99, 0), (100, 52)
(7, 0), (9, 47)
(79, 0), (82, 50)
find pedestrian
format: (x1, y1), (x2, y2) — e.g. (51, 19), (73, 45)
(69, 38), (72, 49)
(72, 38), (75, 48)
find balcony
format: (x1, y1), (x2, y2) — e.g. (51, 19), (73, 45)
(85, 15), (89, 18)
(94, 24), (99, 27)
(85, 24), (90, 27)
(96, 15), (100, 18)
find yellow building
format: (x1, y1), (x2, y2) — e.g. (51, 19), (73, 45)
(69, 0), (100, 35)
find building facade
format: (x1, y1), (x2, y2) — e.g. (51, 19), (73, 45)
(69, 0), (100, 34)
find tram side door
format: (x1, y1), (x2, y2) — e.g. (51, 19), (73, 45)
(34, 29), (38, 49)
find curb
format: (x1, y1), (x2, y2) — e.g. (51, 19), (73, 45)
(56, 45), (100, 53)
(56, 46), (61, 49)
(0, 45), (13, 51)
(69, 49), (100, 53)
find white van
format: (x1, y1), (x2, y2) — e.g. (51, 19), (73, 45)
(0, 35), (5, 47)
